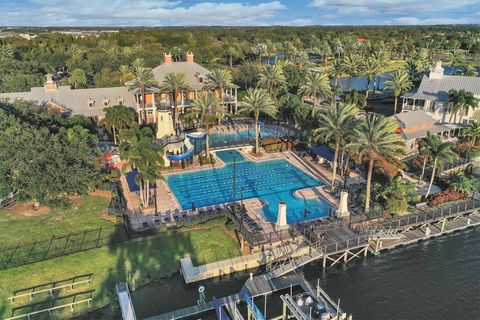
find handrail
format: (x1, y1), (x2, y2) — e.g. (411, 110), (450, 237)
(381, 199), (480, 231)
(9, 278), (92, 303)
(5, 298), (92, 320)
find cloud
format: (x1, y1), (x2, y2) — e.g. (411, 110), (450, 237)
(0, 1), (287, 26)
(284, 18), (314, 26)
(309, 0), (479, 12)
(393, 16), (472, 25)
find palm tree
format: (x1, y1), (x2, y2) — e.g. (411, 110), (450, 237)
(297, 72), (332, 116)
(0, 44), (13, 60)
(104, 105), (136, 145)
(254, 42), (267, 65)
(447, 172), (479, 196)
(348, 115), (406, 213)
(313, 103), (358, 190)
(119, 125), (164, 208)
(119, 65), (133, 84)
(344, 89), (367, 109)
(223, 45), (241, 67)
(68, 68), (87, 89)
(418, 132), (457, 198)
(240, 88), (276, 154)
(257, 64), (287, 97)
(127, 58), (158, 125)
(363, 56), (380, 99)
(447, 89), (479, 123)
(341, 54), (362, 90)
(463, 120), (480, 148)
(160, 72), (189, 129)
(384, 70), (413, 114)
(205, 68), (234, 106)
(329, 57), (343, 87)
(187, 92), (222, 156)
(453, 64), (478, 77)
(447, 49), (465, 68)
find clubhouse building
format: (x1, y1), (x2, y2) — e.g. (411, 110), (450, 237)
(0, 52), (238, 141)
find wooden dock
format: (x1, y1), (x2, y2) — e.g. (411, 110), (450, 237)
(372, 210), (480, 254)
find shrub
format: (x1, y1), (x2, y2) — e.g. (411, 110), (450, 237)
(427, 191), (466, 207)
(385, 197), (408, 215)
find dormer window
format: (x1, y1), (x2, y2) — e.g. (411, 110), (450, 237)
(87, 99), (95, 108)
(103, 98), (110, 107)
(195, 72), (204, 84)
(118, 98), (124, 106)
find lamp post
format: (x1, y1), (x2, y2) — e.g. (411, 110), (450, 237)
(231, 150), (238, 214)
(240, 186), (245, 208)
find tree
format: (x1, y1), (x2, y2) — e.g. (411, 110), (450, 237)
(343, 89), (366, 109)
(418, 132), (457, 198)
(447, 171), (479, 196)
(104, 105), (136, 145)
(463, 120), (480, 148)
(127, 58), (158, 125)
(384, 70), (413, 114)
(363, 56), (380, 99)
(0, 103), (100, 206)
(348, 115), (405, 213)
(329, 57), (343, 87)
(341, 54), (362, 90)
(447, 49), (465, 67)
(119, 125), (164, 208)
(223, 45), (242, 67)
(257, 64), (287, 97)
(0, 44), (13, 60)
(297, 71), (332, 116)
(68, 68), (87, 89)
(119, 65), (133, 84)
(205, 68), (234, 105)
(446, 89), (479, 123)
(313, 103), (358, 190)
(278, 93), (303, 136)
(160, 71), (189, 129)
(240, 88), (276, 154)
(453, 64), (478, 77)
(187, 92), (222, 156)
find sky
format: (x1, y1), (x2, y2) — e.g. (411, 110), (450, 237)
(0, 0), (479, 27)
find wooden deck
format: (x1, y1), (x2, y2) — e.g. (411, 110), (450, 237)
(373, 211), (480, 254)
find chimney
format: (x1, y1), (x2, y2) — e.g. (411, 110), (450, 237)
(164, 52), (172, 64)
(429, 60), (444, 80)
(186, 51), (194, 63)
(44, 74), (57, 92)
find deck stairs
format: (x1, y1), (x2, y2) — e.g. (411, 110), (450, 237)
(266, 244), (324, 280)
(356, 225), (403, 240)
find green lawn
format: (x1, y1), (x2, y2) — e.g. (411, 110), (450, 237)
(0, 223), (240, 319)
(0, 195), (113, 248)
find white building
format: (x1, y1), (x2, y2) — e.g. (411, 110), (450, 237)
(401, 61), (480, 124)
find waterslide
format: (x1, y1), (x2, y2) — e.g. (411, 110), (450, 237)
(166, 132), (205, 162)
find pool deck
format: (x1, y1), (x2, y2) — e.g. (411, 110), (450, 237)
(122, 147), (365, 231)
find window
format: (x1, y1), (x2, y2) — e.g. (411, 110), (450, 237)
(198, 77), (203, 83)
(118, 99), (124, 105)
(87, 99), (95, 108)
(103, 99), (110, 107)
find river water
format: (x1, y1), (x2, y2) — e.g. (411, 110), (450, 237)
(132, 228), (480, 320)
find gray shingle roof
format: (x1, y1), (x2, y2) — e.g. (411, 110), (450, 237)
(393, 110), (436, 129)
(402, 74), (480, 101)
(152, 61), (212, 91)
(0, 86), (135, 117)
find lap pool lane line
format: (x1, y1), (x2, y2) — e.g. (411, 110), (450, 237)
(165, 149), (332, 224)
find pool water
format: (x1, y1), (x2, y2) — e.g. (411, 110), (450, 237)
(166, 150), (331, 224)
(209, 127), (287, 145)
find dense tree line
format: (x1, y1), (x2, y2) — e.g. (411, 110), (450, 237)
(0, 101), (101, 207)
(0, 26), (478, 93)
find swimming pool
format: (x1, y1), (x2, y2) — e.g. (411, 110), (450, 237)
(208, 127), (287, 147)
(166, 150), (331, 224)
